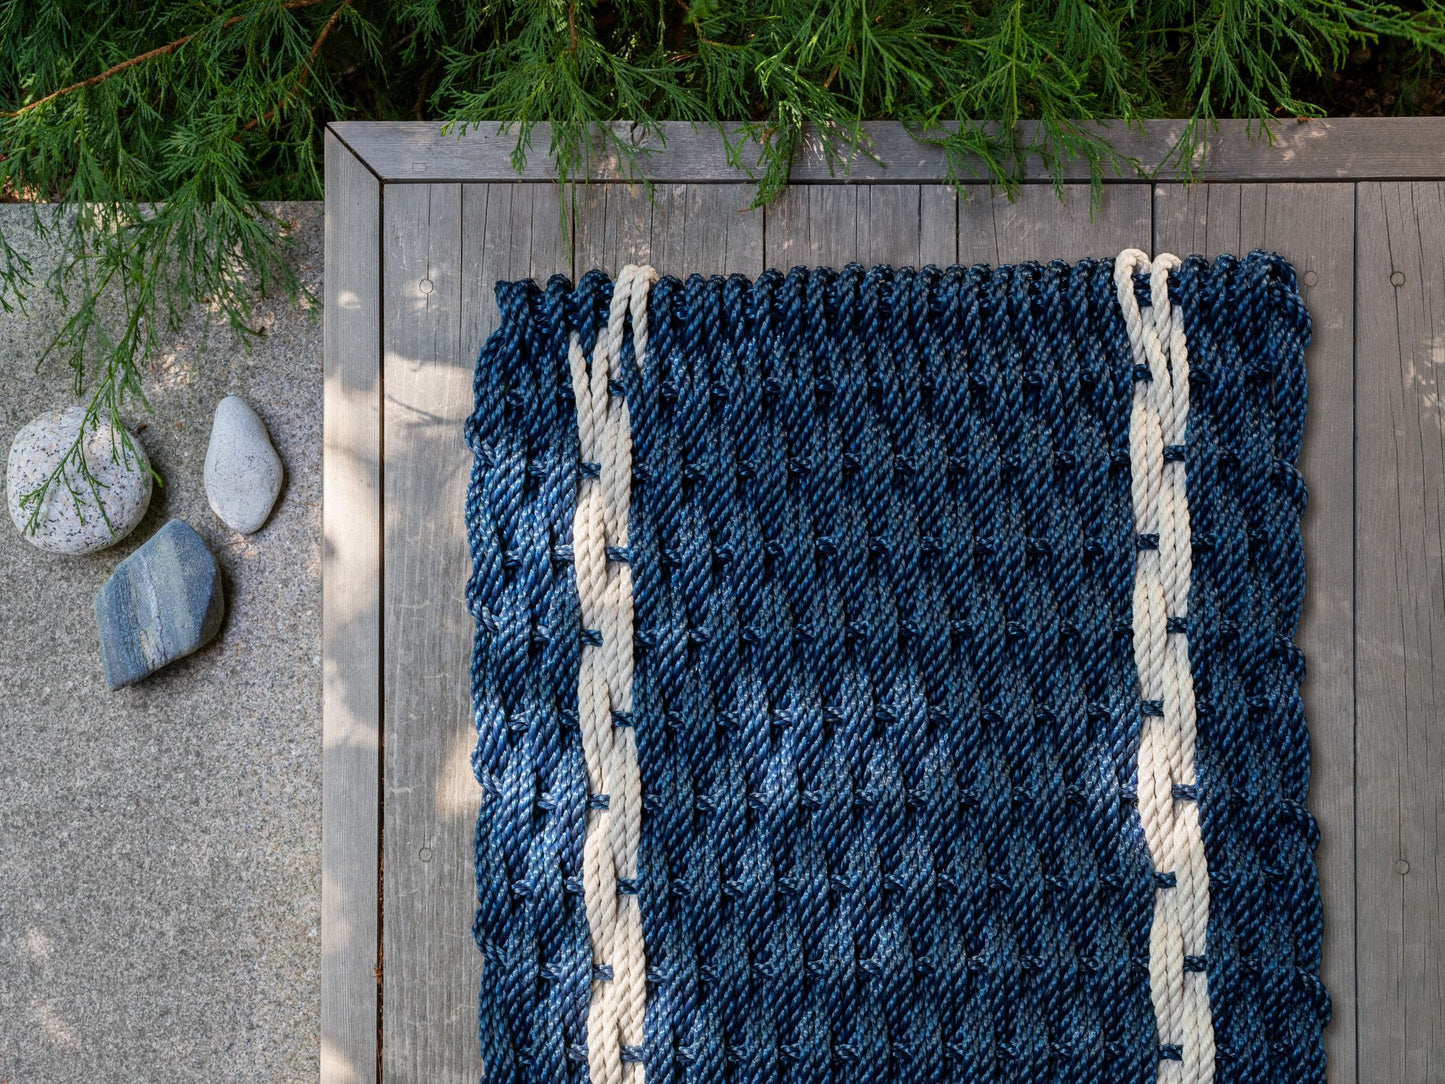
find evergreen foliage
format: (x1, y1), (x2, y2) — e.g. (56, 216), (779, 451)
(3, 0), (1444, 522)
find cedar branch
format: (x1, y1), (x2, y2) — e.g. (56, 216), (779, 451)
(5, 0), (324, 117)
(241, 0), (353, 132)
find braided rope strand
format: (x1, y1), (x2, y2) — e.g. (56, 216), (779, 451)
(569, 263), (657, 1084)
(1114, 249), (1215, 1083)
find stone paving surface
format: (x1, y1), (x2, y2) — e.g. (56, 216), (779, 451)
(0, 203), (323, 1083)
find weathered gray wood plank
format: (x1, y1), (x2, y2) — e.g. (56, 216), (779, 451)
(573, 184), (654, 273)
(957, 184), (1152, 264)
(650, 183), (768, 275)
(763, 185), (860, 269)
(381, 182), (470, 1083)
(1150, 184), (1265, 257)
(322, 128), (382, 1084)
(575, 182), (764, 278)
(918, 186), (960, 267)
(764, 184), (958, 268)
(331, 118), (1445, 185)
(1155, 182), (1358, 1082)
(1355, 180), (1445, 1083)
(854, 185), (956, 267)
(462, 184), (574, 340)
(381, 183), (571, 1084)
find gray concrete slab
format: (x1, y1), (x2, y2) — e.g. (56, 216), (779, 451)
(0, 203), (323, 1082)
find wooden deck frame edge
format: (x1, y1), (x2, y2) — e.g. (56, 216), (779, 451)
(322, 128), (383, 1084)
(329, 117), (1445, 186)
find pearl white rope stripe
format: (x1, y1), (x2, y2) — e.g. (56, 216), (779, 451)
(1114, 249), (1215, 1083)
(568, 263), (656, 1084)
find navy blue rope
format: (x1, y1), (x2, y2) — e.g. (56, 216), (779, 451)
(1172, 252), (1327, 1083)
(465, 252), (1323, 1084)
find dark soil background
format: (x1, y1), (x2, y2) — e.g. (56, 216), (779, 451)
(1300, 41), (1445, 114)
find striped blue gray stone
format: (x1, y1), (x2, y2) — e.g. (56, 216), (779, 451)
(94, 519), (225, 689)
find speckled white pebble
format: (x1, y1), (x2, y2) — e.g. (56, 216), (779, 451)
(204, 395), (282, 534)
(6, 407), (152, 554)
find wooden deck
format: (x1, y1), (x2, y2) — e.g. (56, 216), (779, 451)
(321, 119), (1444, 1083)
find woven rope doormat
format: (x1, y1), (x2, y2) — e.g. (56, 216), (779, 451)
(464, 251), (1327, 1084)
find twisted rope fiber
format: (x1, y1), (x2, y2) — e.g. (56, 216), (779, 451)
(568, 264), (657, 1084)
(1113, 249), (1213, 1082)
(464, 253), (1324, 1083)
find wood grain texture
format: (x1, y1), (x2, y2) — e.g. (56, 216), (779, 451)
(764, 184), (958, 268)
(957, 183), (1151, 265)
(380, 182), (470, 1083)
(1155, 183), (1358, 1083)
(331, 118), (1445, 185)
(380, 183), (571, 1084)
(574, 182), (764, 278)
(322, 129), (382, 1084)
(1354, 181), (1445, 1084)
(462, 184), (574, 348)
